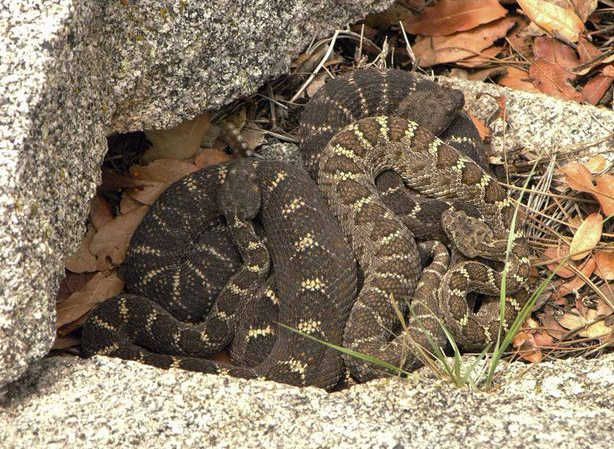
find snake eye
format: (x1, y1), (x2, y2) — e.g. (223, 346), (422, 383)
(224, 146), (234, 155)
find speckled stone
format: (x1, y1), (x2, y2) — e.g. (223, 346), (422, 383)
(438, 76), (614, 162)
(2, 354), (613, 448)
(0, 0), (394, 388)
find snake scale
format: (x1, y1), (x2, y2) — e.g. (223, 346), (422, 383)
(82, 68), (530, 389)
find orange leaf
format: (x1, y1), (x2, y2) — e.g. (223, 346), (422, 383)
(594, 174), (614, 216)
(582, 74), (614, 105)
(404, 0), (507, 37)
(577, 36), (603, 66)
(466, 112), (491, 141)
(543, 246), (574, 278)
(413, 17), (516, 68)
(569, 213), (603, 260)
(594, 251), (614, 281)
(560, 162), (594, 192)
(517, 0), (584, 43)
(497, 67), (541, 93)
(533, 36), (579, 70)
(529, 58), (582, 101)
(553, 257), (595, 298)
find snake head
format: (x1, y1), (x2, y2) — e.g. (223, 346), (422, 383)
(441, 209), (495, 259)
(218, 160), (261, 220)
(398, 86), (464, 136)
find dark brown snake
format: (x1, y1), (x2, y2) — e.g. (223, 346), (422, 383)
(82, 68), (530, 388)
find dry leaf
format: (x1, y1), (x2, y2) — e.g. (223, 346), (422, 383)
(517, 0), (584, 43)
(413, 17), (516, 67)
(144, 113), (210, 162)
(553, 257), (595, 298)
(89, 195), (114, 230)
(560, 162), (594, 192)
(65, 227), (98, 273)
(585, 155), (609, 173)
(194, 149), (234, 168)
(497, 66), (541, 93)
(456, 46), (503, 68)
(581, 74), (614, 105)
(56, 271), (124, 328)
(594, 251), (614, 281)
(529, 58), (581, 101)
(557, 307), (613, 339)
(541, 307), (568, 339)
(569, 213), (603, 260)
(129, 159), (198, 184)
(467, 112), (491, 141)
(403, 0), (507, 37)
(594, 174), (614, 216)
(543, 246), (574, 278)
(603, 65), (614, 77)
(89, 205), (149, 265)
(533, 36), (579, 70)
(577, 37), (603, 66)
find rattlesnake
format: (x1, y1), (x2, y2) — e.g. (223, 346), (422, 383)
(82, 68), (530, 388)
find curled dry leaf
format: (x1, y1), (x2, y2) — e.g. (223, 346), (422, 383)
(512, 317), (552, 363)
(89, 205), (149, 266)
(403, 0), (507, 37)
(466, 112), (491, 141)
(569, 213), (603, 260)
(129, 159), (198, 184)
(557, 306), (613, 339)
(594, 251), (614, 281)
(413, 17), (516, 67)
(517, 0), (584, 43)
(143, 113), (210, 162)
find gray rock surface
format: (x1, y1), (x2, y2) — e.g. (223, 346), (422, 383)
(439, 76), (614, 162)
(0, 0), (394, 388)
(2, 354), (613, 448)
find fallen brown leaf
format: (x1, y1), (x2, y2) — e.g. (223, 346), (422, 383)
(569, 213), (603, 261)
(497, 66), (541, 93)
(467, 112), (491, 141)
(560, 162), (594, 192)
(553, 257), (595, 297)
(413, 17), (516, 67)
(517, 0), (585, 43)
(581, 74), (614, 105)
(56, 271), (124, 328)
(533, 36), (579, 70)
(89, 205), (149, 266)
(89, 195), (114, 230)
(456, 46), (503, 68)
(543, 246), (574, 278)
(194, 148), (234, 168)
(594, 174), (614, 216)
(404, 0), (507, 37)
(144, 113), (210, 162)
(65, 227), (98, 273)
(129, 159), (198, 184)
(529, 58), (581, 101)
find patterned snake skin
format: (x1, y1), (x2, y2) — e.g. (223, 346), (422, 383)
(82, 68), (530, 388)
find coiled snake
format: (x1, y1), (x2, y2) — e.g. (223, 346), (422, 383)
(82, 68), (530, 388)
